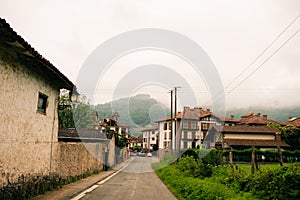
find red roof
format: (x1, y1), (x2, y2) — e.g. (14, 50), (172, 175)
(285, 117), (300, 127)
(155, 112), (182, 122)
(238, 113), (282, 125)
(128, 137), (143, 143)
(225, 139), (289, 147)
(214, 125), (280, 134)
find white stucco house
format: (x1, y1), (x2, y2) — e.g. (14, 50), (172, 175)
(0, 18), (74, 187)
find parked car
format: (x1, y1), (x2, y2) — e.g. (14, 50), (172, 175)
(147, 153), (152, 157)
(130, 152), (137, 156)
(138, 152), (146, 157)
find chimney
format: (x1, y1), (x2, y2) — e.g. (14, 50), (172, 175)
(256, 113), (261, 117)
(263, 115), (267, 120)
(230, 115), (234, 120)
(194, 107), (201, 114)
(184, 106), (190, 111)
(207, 108), (210, 112)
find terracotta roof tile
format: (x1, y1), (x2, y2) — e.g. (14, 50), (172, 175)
(225, 139), (289, 147)
(213, 125), (279, 134)
(155, 112), (182, 122)
(238, 113), (282, 125)
(285, 117), (300, 127)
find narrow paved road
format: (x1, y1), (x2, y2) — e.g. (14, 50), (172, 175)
(81, 156), (177, 200)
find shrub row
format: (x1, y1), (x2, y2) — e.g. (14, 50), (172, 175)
(154, 153), (300, 200)
(181, 148), (300, 163)
(0, 169), (102, 200)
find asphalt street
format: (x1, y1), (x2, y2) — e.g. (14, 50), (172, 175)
(80, 156), (177, 200)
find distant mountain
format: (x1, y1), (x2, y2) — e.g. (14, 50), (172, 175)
(95, 94), (170, 135)
(226, 106), (300, 122)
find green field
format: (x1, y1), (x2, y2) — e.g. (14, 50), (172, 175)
(153, 155), (300, 200)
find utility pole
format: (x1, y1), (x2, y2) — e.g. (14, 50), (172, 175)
(174, 86), (181, 150)
(169, 90), (173, 150)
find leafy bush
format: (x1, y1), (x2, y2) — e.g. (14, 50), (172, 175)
(154, 154), (300, 200)
(176, 156), (213, 178)
(155, 162), (252, 200)
(250, 165), (300, 199)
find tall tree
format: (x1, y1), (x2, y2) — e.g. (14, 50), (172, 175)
(267, 122), (300, 150)
(58, 90), (97, 129)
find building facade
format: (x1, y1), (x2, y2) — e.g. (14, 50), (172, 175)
(141, 125), (159, 152)
(208, 125), (289, 150)
(0, 18), (74, 187)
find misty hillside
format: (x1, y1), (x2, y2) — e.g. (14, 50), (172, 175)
(95, 94), (170, 131)
(226, 107), (300, 122)
(95, 93), (300, 137)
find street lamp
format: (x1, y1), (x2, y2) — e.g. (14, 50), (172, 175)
(71, 87), (80, 104)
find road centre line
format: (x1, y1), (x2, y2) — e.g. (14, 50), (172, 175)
(71, 158), (133, 200)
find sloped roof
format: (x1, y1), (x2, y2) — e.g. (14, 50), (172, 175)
(238, 113), (282, 125)
(155, 112), (182, 122)
(213, 125), (279, 134)
(141, 125), (158, 132)
(128, 137), (143, 143)
(225, 139), (289, 147)
(285, 117), (300, 127)
(0, 18), (73, 90)
(183, 107), (201, 119)
(58, 128), (108, 142)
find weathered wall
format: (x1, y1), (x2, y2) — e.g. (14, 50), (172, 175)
(53, 142), (105, 177)
(0, 59), (59, 187)
(0, 58), (117, 190)
(53, 138), (115, 177)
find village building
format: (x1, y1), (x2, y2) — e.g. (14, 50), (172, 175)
(181, 107), (202, 149)
(0, 18), (74, 187)
(285, 116), (300, 128)
(180, 106), (239, 149)
(155, 112), (182, 156)
(0, 19), (120, 193)
(111, 111), (130, 140)
(238, 112), (283, 126)
(127, 137), (143, 150)
(206, 125), (289, 150)
(141, 125), (159, 152)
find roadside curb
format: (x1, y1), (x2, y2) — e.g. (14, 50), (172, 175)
(68, 157), (134, 200)
(32, 157), (133, 200)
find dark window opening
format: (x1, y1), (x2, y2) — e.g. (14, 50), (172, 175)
(37, 93), (48, 114)
(163, 123), (168, 130)
(183, 141), (188, 148)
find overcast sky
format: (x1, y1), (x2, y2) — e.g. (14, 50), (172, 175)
(1, 0), (300, 110)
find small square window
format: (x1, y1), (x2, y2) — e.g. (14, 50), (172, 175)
(37, 93), (48, 114)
